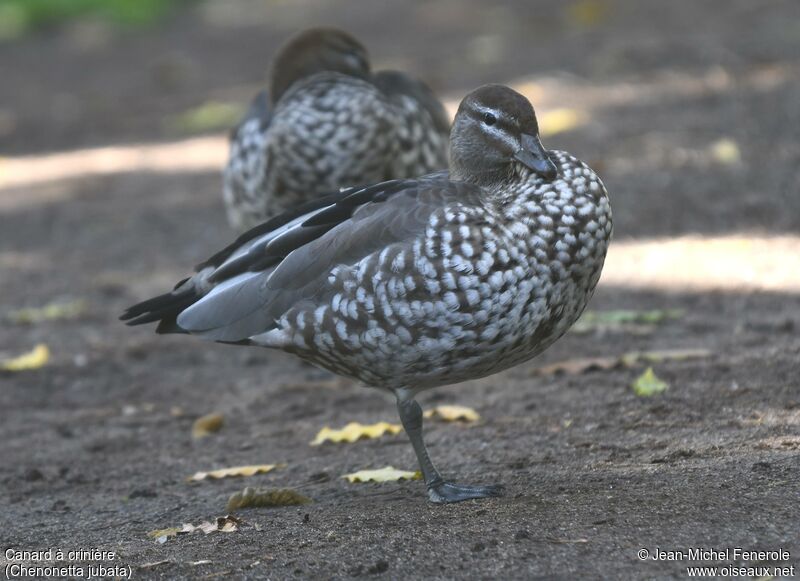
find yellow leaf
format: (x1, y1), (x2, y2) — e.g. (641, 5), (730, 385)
(709, 138), (741, 165)
(310, 421), (402, 445)
(539, 108), (589, 137)
(7, 299), (87, 324)
(192, 412), (224, 438)
(343, 466), (422, 483)
(0, 344), (49, 371)
(147, 527), (181, 541)
(218, 519), (238, 533)
(632, 367), (669, 397)
(227, 487), (312, 510)
(424, 405), (480, 422)
(188, 464), (283, 482)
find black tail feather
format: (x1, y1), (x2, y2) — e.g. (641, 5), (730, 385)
(120, 286), (199, 332)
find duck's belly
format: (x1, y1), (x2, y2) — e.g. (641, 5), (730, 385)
(285, 265), (599, 391)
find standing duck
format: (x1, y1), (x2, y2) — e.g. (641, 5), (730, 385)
(123, 85), (612, 503)
(224, 27), (450, 231)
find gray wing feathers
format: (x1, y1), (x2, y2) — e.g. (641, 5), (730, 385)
(179, 182), (483, 343)
(267, 193), (424, 290)
(373, 71), (450, 135)
(178, 271), (273, 342)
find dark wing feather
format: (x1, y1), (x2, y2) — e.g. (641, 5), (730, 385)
(175, 177), (482, 342)
(373, 70), (451, 135)
(201, 186), (346, 272)
(203, 173), (445, 278)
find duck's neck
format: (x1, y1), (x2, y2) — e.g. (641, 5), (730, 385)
(486, 166), (546, 205)
(450, 165), (515, 191)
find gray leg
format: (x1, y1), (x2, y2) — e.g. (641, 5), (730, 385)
(395, 391), (503, 504)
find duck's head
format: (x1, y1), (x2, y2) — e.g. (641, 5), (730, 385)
(450, 84), (558, 186)
(270, 27), (370, 103)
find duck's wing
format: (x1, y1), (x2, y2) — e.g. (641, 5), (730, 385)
(229, 90), (271, 140)
(373, 70), (451, 135)
(120, 184), (350, 333)
(122, 172), (482, 344)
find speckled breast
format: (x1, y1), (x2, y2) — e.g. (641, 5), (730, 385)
(286, 151), (612, 391)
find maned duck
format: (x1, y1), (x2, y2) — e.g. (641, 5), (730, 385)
(224, 27), (450, 231)
(123, 84), (612, 503)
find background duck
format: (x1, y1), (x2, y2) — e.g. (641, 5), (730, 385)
(123, 84), (612, 503)
(224, 27), (450, 231)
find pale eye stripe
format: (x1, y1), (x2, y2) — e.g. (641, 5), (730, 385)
(473, 105), (502, 118)
(484, 127), (517, 149)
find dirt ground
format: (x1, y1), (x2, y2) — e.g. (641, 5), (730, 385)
(1, 0), (798, 579)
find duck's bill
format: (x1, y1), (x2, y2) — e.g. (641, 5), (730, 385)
(514, 134), (558, 180)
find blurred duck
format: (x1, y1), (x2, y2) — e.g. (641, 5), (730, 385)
(123, 85), (612, 503)
(224, 27), (450, 231)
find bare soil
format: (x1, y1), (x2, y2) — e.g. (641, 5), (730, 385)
(1, 0), (798, 579)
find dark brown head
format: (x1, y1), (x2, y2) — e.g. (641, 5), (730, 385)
(269, 28), (370, 104)
(450, 84), (558, 186)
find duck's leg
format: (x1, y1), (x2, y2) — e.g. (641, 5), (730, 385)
(395, 390), (503, 503)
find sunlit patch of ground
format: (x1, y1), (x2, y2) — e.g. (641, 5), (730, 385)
(602, 235), (800, 292)
(0, 136), (226, 195)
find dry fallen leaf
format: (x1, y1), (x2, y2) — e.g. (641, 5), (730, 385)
(534, 348), (711, 376)
(188, 464), (283, 482)
(227, 487), (312, 510)
(538, 108), (589, 137)
(139, 560), (171, 569)
(7, 299), (87, 324)
(192, 516), (240, 534)
(538, 537), (590, 544)
(148, 516), (241, 543)
(755, 437), (800, 451)
(424, 405), (480, 422)
(192, 412), (224, 439)
(632, 367), (669, 397)
(147, 527), (182, 542)
(310, 421), (402, 445)
(0, 344), (50, 371)
(343, 466), (422, 483)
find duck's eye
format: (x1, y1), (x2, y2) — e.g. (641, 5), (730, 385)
(483, 112), (497, 126)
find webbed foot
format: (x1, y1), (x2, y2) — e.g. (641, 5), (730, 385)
(427, 480), (503, 504)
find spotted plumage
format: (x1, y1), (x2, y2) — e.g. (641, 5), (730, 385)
(223, 28), (449, 231)
(123, 85), (612, 504)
